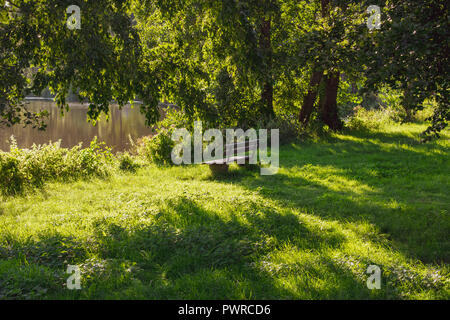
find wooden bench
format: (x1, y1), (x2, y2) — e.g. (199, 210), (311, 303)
(203, 139), (259, 174)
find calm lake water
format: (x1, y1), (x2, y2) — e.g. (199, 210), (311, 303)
(0, 100), (155, 152)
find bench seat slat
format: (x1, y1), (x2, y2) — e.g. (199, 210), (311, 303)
(204, 155), (249, 165)
(225, 143), (258, 155)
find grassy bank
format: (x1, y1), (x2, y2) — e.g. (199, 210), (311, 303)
(0, 123), (449, 299)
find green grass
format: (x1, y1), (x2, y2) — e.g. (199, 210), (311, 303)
(0, 123), (449, 299)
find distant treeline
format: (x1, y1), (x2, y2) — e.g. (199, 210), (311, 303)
(26, 87), (80, 102)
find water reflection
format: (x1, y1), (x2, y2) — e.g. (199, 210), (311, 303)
(0, 100), (154, 152)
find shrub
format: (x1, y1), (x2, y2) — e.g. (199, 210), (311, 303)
(0, 136), (113, 196)
(118, 152), (139, 172)
(345, 106), (396, 132)
(0, 153), (25, 195)
(414, 99), (437, 123)
(19, 141), (66, 187)
(254, 116), (300, 145)
(137, 107), (193, 166)
(138, 129), (175, 165)
(63, 138), (113, 178)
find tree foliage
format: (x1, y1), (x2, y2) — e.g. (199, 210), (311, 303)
(1, 0), (159, 128)
(364, 0), (449, 140)
(0, 0), (448, 139)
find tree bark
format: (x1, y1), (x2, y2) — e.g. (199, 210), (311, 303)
(321, 0), (331, 17)
(320, 72), (343, 130)
(299, 70), (323, 125)
(298, 0), (330, 126)
(402, 83), (415, 122)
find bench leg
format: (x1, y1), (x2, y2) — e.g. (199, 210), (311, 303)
(209, 163), (229, 175)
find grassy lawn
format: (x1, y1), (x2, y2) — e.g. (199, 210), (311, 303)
(0, 123), (449, 299)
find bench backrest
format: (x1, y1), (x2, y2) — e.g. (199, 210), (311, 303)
(224, 139), (258, 158)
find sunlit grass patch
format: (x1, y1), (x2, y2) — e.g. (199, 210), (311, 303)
(0, 123), (448, 299)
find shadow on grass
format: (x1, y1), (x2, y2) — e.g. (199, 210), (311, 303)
(340, 128), (423, 145)
(1, 128), (446, 299)
(206, 130), (449, 264)
(83, 197), (387, 299)
(1, 195), (386, 299)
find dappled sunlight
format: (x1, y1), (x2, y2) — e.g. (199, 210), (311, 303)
(333, 124), (450, 156)
(0, 124), (448, 299)
(0, 0), (448, 301)
(282, 164), (377, 195)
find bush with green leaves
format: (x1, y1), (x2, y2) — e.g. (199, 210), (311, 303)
(118, 152), (139, 172)
(0, 137), (113, 196)
(63, 138), (113, 178)
(0, 152), (25, 195)
(137, 108), (195, 166)
(254, 116), (300, 145)
(345, 107), (396, 132)
(137, 129), (175, 166)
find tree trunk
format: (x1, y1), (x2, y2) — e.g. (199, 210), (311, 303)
(298, 0), (330, 126)
(320, 72), (343, 130)
(402, 84), (415, 122)
(318, 0), (342, 130)
(299, 70), (323, 125)
(321, 0), (331, 17)
(261, 81), (274, 118)
(259, 17), (274, 118)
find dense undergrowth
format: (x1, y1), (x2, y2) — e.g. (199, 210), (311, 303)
(0, 137), (114, 196)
